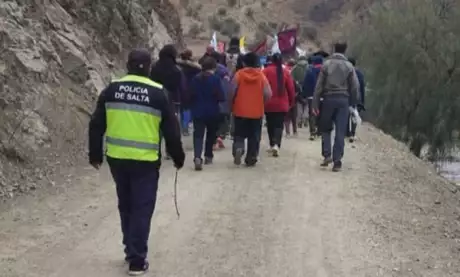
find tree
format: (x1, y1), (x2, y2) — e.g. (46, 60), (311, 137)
(348, 0), (460, 160)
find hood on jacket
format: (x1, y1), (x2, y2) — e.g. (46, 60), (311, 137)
(177, 59), (201, 70)
(237, 68), (264, 83)
(159, 44), (178, 62)
(311, 55), (324, 65)
(216, 64), (230, 78)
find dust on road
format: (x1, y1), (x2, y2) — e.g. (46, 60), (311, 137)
(1, 125), (459, 277)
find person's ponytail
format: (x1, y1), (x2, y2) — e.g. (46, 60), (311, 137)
(273, 54), (284, 96)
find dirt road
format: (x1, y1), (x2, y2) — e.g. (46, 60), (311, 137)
(1, 125), (460, 277)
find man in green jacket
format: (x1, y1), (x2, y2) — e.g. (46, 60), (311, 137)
(290, 56), (309, 128)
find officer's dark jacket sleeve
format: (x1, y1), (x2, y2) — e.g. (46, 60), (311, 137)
(159, 88), (185, 165)
(88, 87), (108, 164)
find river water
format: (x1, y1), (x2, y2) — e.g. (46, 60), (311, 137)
(438, 161), (460, 185)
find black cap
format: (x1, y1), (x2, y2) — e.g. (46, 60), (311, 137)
(127, 48), (152, 71)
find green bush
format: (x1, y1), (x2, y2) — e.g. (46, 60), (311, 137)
(245, 7), (254, 18)
(348, 0), (460, 159)
(208, 15), (222, 31)
(227, 0), (237, 7)
(188, 23), (203, 37)
(217, 7), (227, 16)
(220, 17), (241, 37)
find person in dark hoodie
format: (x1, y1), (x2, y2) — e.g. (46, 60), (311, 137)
(302, 55), (324, 140)
(189, 56), (225, 171)
(177, 49), (202, 136)
(88, 49), (185, 275)
(150, 44), (184, 114)
(347, 57), (365, 142)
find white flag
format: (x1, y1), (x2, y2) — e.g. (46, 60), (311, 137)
(271, 34), (280, 54)
(210, 32), (218, 51)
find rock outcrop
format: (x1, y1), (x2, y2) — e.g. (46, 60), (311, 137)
(0, 0), (182, 198)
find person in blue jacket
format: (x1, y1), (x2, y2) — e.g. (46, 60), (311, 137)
(211, 51), (232, 149)
(189, 56), (225, 171)
(302, 55), (324, 140)
(347, 57), (365, 142)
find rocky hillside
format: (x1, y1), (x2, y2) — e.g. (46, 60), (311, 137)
(176, 0), (370, 50)
(0, 0), (183, 198)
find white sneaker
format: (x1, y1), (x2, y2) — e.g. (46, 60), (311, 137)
(272, 145), (279, 157)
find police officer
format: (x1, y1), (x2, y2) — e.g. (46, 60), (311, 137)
(88, 48), (185, 276)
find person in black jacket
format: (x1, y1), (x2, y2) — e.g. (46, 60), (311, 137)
(88, 48), (185, 276)
(149, 44), (184, 113)
(177, 49), (202, 135)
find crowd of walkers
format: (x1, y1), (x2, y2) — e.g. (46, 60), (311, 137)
(88, 38), (366, 275)
(147, 38), (365, 172)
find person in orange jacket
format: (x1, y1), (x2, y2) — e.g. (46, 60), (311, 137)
(263, 53), (295, 157)
(230, 52), (272, 166)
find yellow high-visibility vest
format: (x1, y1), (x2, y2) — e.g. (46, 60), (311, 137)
(105, 75), (163, 162)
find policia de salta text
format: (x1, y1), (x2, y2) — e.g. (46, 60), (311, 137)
(88, 49), (185, 276)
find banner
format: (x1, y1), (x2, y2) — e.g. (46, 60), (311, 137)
(277, 28), (297, 54)
(252, 39), (267, 54)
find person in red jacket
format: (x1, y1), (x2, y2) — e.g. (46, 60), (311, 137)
(263, 53), (295, 157)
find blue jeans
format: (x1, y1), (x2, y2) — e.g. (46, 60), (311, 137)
(108, 158), (159, 265)
(193, 116), (220, 159)
(181, 109), (191, 131)
(318, 95), (350, 163)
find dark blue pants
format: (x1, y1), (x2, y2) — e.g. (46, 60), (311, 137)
(318, 95), (350, 162)
(193, 116), (220, 159)
(108, 158), (159, 265)
(232, 116), (263, 163)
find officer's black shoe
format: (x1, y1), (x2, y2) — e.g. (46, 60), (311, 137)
(194, 158), (203, 171)
(128, 261), (149, 276)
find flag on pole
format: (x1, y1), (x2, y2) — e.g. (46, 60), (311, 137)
(271, 34), (280, 54)
(239, 36), (246, 53)
(217, 41), (225, 53)
(210, 32), (218, 51)
(277, 28), (297, 54)
(252, 38), (267, 54)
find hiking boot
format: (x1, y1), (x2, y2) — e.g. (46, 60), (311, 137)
(128, 261), (149, 276)
(245, 157), (257, 167)
(320, 157), (332, 167)
(332, 161), (342, 172)
(194, 158), (203, 171)
(272, 145), (280, 157)
(204, 157), (213, 165)
(233, 148), (243, 165)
